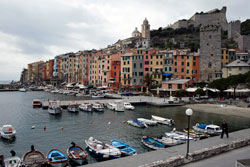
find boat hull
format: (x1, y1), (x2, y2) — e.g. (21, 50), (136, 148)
(48, 108), (62, 114)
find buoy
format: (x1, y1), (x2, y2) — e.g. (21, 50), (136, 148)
(61, 127), (64, 130)
(108, 122), (111, 125)
(44, 125), (46, 131)
(122, 121), (126, 124)
(31, 126), (35, 129)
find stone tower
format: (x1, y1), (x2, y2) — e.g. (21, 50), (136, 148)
(228, 20), (241, 39)
(200, 25), (222, 82)
(141, 18), (150, 40)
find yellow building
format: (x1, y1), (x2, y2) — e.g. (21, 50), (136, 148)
(221, 48), (229, 67)
(27, 61), (44, 83)
(121, 52), (133, 86)
(150, 49), (164, 84)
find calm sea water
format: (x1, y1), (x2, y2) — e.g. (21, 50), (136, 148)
(0, 91), (250, 165)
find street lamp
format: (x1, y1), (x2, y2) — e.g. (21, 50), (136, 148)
(185, 108), (193, 157)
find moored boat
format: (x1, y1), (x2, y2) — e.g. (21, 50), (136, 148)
(67, 142), (87, 165)
(18, 88), (26, 92)
(124, 102), (135, 110)
(91, 94), (105, 98)
(127, 120), (147, 128)
(157, 136), (185, 147)
(137, 118), (157, 126)
(48, 100), (62, 115)
(33, 99), (42, 108)
(4, 150), (22, 167)
(79, 102), (92, 112)
(193, 123), (222, 136)
(111, 140), (137, 156)
(0, 125), (16, 140)
(165, 129), (193, 142)
(85, 137), (121, 159)
(92, 102), (104, 112)
(141, 136), (165, 150)
(151, 115), (175, 126)
(22, 145), (47, 167)
(67, 104), (79, 113)
(107, 100), (124, 112)
(47, 149), (68, 167)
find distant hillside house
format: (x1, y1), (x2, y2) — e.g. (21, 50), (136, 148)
(222, 59), (250, 78)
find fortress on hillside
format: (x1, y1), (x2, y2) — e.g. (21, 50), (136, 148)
(170, 6), (228, 30)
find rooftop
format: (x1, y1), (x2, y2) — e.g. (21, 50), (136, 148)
(225, 59), (250, 67)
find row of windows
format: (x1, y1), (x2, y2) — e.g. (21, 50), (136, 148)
(174, 62), (196, 66)
(174, 68), (197, 74)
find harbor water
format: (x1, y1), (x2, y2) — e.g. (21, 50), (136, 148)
(0, 91), (250, 165)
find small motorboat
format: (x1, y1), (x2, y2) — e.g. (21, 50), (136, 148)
(193, 123), (222, 136)
(165, 129), (193, 142)
(79, 102), (92, 112)
(4, 150), (22, 167)
(51, 90), (59, 93)
(137, 118), (157, 126)
(18, 88), (26, 92)
(157, 136), (185, 147)
(124, 102), (135, 110)
(67, 104), (79, 113)
(127, 120), (147, 128)
(141, 136), (165, 150)
(85, 137), (121, 159)
(0, 125), (16, 140)
(111, 140), (137, 156)
(48, 100), (62, 115)
(107, 100), (124, 112)
(183, 129), (209, 140)
(92, 102), (104, 112)
(22, 145), (47, 167)
(67, 142), (87, 165)
(47, 149), (68, 167)
(33, 99), (42, 108)
(91, 94), (105, 98)
(151, 115), (175, 126)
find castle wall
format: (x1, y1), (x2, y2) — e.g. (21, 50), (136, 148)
(200, 25), (222, 82)
(228, 20), (241, 39)
(237, 35), (250, 52)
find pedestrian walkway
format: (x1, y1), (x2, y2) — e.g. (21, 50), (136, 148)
(84, 128), (250, 167)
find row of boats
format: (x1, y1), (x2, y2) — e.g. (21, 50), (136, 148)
(32, 99), (135, 114)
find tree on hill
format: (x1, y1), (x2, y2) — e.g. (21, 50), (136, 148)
(241, 19), (250, 35)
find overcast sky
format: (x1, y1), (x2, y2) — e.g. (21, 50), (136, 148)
(0, 0), (249, 81)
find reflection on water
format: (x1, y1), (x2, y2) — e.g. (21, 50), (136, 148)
(0, 91), (249, 165)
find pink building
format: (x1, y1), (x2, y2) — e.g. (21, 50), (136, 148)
(162, 79), (193, 90)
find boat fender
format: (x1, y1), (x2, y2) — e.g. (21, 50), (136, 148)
(44, 125), (46, 131)
(122, 121), (126, 124)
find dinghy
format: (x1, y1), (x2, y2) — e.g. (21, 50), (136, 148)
(67, 142), (87, 165)
(85, 137), (121, 159)
(151, 115), (175, 126)
(193, 123), (222, 136)
(127, 120), (147, 128)
(137, 118), (157, 126)
(0, 125), (16, 140)
(22, 145), (47, 167)
(47, 149), (68, 167)
(111, 140), (137, 156)
(4, 150), (22, 167)
(141, 136), (165, 150)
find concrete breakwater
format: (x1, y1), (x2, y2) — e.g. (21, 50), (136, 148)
(86, 128), (250, 167)
(41, 96), (185, 108)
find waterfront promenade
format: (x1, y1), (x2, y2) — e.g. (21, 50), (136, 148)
(85, 128), (250, 167)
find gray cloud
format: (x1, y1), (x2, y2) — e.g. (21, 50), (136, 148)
(0, 0), (249, 80)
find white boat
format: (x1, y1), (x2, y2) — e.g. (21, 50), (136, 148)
(0, 125), (16, 140)
(151, 115), (175, 126)
(85, 137), (121, 159)
(48, 100), (62, 115)
(157, 136), (185, 146)
(193, 123), (222, 136)
(127, 120), (147, 128)
(18, 88), (26, 92)
(107, 100), (124, 112)
(91, 94), (105, 98)
(67, 104), (79, 113)
(137, 118), (157, 126)
(4, 151), (22, 167)
(165, 129), (193, 142)
(124, 102), (135, 110)
(51, 89), (59, 93)
(92, 102), (104, 112)
(79, 102), (92, 112)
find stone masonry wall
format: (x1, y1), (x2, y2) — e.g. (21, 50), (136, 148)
(199, 25), (222, 82)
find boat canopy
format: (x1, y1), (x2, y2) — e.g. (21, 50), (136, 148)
(197, 124), (207, 129)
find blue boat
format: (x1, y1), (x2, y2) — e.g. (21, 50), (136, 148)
(141, 136), (165, 150)
(111, 140), (137, 156)
(127, 120), (147, 128)
(47, 149), (68, 167)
